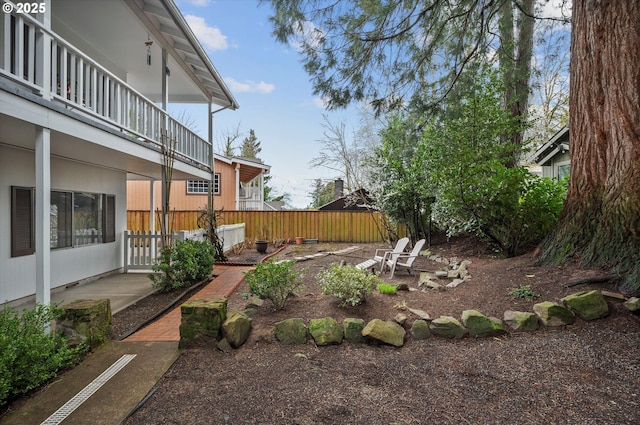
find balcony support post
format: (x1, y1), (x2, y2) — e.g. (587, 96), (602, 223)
(235, 165), (240, 210)
(35, 0), (52, 99)
(35, 127), (51, 308)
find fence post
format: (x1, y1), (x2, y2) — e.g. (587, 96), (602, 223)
(123, 230), (129, 272)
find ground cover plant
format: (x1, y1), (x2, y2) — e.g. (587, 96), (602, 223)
(244, 259), (305, 310)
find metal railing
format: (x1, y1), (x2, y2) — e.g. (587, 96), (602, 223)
(0, 2), (211, 166)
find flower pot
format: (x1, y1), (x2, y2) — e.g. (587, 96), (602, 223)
(255, 240), (268, 253)
(295, 237), (304, 245)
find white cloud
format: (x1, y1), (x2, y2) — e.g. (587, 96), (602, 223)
(185, 15), (228, 51)
(224, 77), (275, 94)
(178, 0), (211, 6)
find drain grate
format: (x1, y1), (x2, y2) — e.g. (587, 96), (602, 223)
(41, 354), (137, 425)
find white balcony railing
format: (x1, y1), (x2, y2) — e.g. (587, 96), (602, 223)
(0, 3), (211, 167)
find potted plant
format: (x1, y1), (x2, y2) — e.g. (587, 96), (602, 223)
(255, 225), (269, 253)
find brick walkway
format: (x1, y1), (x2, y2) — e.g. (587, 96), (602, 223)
(125, 265), (252, 342)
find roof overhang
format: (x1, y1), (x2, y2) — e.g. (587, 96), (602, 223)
(534, 126), (570, 165)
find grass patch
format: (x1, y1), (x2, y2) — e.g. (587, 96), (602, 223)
(377, 283), (398, 295)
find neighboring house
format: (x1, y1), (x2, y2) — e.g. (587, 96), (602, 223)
(319, 188), (376, 211)
(127, 155), (271, 212)
(0, 0), (238, 305)
(533, 126), (570, 180)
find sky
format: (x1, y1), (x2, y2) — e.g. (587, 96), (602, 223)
(172, 0), (359, 209)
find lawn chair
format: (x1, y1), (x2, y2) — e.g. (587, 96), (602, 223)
(383, 238), (426, 278)
(355, 237), (409, 273)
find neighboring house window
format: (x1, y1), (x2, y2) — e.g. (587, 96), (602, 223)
(187, 175), (220, 195)
(12, 188), (115, 254)
(556, 161), (570, 181)
(11, 186), (34, 257)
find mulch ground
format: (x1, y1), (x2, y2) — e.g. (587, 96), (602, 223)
(91, 237), (640, 424)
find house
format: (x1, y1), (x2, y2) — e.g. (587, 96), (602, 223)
(318, 180), (376, 211)
(533, 126), (570, 180)
(0, 0), (238, 305)
(127, 155), (271, 213)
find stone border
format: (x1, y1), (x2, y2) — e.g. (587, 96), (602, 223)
(267, 290), (637, 347)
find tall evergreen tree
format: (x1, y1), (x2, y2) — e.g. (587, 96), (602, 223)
(240, 129), (262, 159)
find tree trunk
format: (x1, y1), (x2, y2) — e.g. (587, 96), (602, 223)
(498, 0), (535, 166)
(538, 0), (640, 295)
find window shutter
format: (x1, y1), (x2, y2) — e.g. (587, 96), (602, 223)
(103, 194), (116, 243)
(11, 186), (35, 257)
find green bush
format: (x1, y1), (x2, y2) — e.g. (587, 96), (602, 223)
(508, 284), (539, 301)
(149, 239), (216, 293)
(318, 264), (382, 307)
(434, 165), (567, 256)
(377, 283), (398, 295)
(0, 304), (84, 407)
(244, 259), (305, 310)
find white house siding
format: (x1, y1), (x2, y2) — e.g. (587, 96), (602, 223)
(0, 145), (127, 304)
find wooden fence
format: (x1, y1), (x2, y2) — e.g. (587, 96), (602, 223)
(127, 210), (406, 243)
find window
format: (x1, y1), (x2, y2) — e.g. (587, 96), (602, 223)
(51, 191), (73, 249)
(74, 192), (103, 246)
(187, 174), (220, 195)
(556, 161), (570, 181)
(11, 187), (34, 257)
(10, 188), (116, 255)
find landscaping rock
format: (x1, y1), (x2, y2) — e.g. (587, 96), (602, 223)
(435, 270), (449, 278)
(59, 299), (112, 349)
(407, 308), (431, 321)
(533, 301), (576, 326)
(561, 290), (609, 321)
(274, 318), (307, 344)
(396, 282), (410, 291)
(503, 310), (539, 331)
(362, 319), (406, 347)
(623, 297), (640, 313)
(394, 313), (408, 326)
(423, 280), (446, 291)
(222, 310), (252, 348)
(343, 318), (365, 343)
(457, 262), (469, 279)
(216, 338), (233, 353)
(410, 320), (431, 340)
(179, 298), (228, 348)
(448, 269), (460, 279)
(429, 316), (467, 339)
(461, 310), (506, 338)
(308, 317), (343, 345)
(418, 272), (437, 286)
(446, 279), (464, 288)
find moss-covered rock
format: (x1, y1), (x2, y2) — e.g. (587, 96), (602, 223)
(222, 310), (252, 348)
(410, 319), (431, 340)
(309, 317), (343, 345)
(274, 318), (307, 344)
(561, 290), (609, 321)
(362, 319), (406, 347)
(59, 299), (112, 349)
(503, 310), (539, 331)
(179, 298), (227, 348)
(623, 297), (640, 313)
(343, 318), (365, 343)
(533, 301), (575, 326)
(461, 310), (506, 338)
(429, 316), (467, 339)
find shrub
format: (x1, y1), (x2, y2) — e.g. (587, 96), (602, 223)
(0, 304), (85, 407)
(318, 264), (382, 307)
(149, 239), (216, 293)
(244, 259), (305, 310)
(377, 283), (398, 295)
(508, 284), (539, 301)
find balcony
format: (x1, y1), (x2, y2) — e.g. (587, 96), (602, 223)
(0, 0), (234, 169)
